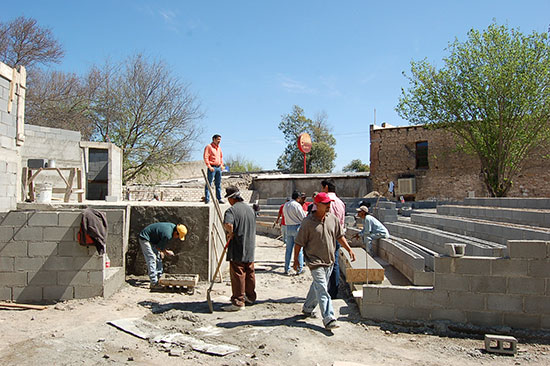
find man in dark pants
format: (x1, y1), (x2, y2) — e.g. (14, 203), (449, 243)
(321, 179), (346, 299)
(222, 186), (257, 311)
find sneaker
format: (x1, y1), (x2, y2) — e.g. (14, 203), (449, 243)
(302, 310), (317, 318)
(325, 319), (339, 330)
(244, 296), (255, 306)
(218, 199), (226, 204)
(221, 304), (244, 312)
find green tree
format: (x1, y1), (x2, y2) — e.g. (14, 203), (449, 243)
(343, 159), (369, 172)
(276, 106), (336, 173)
(396, 23), (550, 197)
(89, 54), (203, 183)
(225, 154), (262, 172)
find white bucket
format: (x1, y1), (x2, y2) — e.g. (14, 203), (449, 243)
(36, 183), (53, 203)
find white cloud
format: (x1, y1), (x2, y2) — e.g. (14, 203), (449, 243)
(278, 75), (317, 95)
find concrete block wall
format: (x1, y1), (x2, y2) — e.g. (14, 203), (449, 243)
(377, 238), (433, 285)
(360, 240), (550, 331)
(437, 205), (550, 229)
(22, 124), (82, 168)
(0, 208), (125, 302)
(464, 197), (550, 209)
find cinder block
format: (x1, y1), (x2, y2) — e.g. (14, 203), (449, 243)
(528, 260), (550, 278)
(58, 271), (90, 286)
(492, 258), (528, 277)
(0, 257), (14, 271)
(379, 287), (414, 306)
(0, 241), (27, 256)
(523, 296), (550, 315)
(508, 277), (546, 295)
(13, 286), (44, 302)
(28, 242), (58, 257)
(74, 285), (102, 299)
(412, 289), (449, 308)
(42, 256), (75, 271)
(487, 294), (523, 312)
(508, 240), (548, 259)
(28, 212), (58, 227)
(15, 257), (46, 271)
(57, 241), (91, 256)
(0, 272), (26, 286)
(0, 287), (11, 300)
(435, 257), (456, 274)
(27, 271), (57, 286)
(469, 276), (506, 294)
(88, 270), (103, 285)
(363, 286), (380, 302)
(14, 227), (43, 241)
(0, 227), (14, 242)
(504, 313), (541, 330)
(431, 309), (466, 323)
(449, 292), (486, 310)
(434, 273), (469, 291)
(1, 211), (29, 226)
(465, 311), (504, 327)
(396, 306), (431, 321)
(455, 257), (493, 275)
(43, 227), (75, 241)
(43, 285), (74, 301)
(362, 303), (395, 321)
(484, 334), (518, 355)
(74, 256), (103, 271)
(58, 212), (81, 227)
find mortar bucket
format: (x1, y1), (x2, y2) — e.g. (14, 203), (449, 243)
(36, 183), (53, 203)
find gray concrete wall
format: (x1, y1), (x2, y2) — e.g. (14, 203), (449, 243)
(252, 173), (371, 199)
(360, 240), (550, 331)
(22, 124), (82, 168)
(0, 208), (125, 302)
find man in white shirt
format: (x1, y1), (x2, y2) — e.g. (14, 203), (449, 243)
(282, 190), (307, 275)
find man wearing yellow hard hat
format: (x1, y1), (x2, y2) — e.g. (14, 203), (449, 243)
(138, 222), (187, 290)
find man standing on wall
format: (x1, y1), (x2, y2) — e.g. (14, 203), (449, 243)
(321, 179), (346, 299)
(293, 192), (356, 330)
(354, 205), (390, 255)
(204, 134), (225, 204)
(283, 190), (307, 275)
(222, 186), (257, 311)
(138, 222), (188, 290)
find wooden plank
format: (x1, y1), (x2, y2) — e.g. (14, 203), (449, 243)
(158, 274), (199, 287)
(340, 247), (384, 284)
(63, 168), (76, 202)
(0, 302), (47, 310)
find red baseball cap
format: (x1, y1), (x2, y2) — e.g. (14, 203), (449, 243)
(314, 192), (333, 204)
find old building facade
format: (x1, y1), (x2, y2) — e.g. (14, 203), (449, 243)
(369, 124), (550, 200)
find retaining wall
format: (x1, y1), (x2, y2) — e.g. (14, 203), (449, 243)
(360, 240), (550, 330)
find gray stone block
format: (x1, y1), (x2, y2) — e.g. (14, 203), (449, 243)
(74, 256), (103, 271)
(362, 302), (395, 321)
(379, 287), (414, 306)
(13, 286), (43, 302)
(14, 227), (43, 241)
(508, 277), (546, 295)
(363, 286), (381, 302)
(487, 294), (523, 312)
(2, 211), (29, 226)
(0, 256), (14, 271)
(0, 287), (11, 300)
(58, 212), (81, 227)
(0, 227), (14, 242)
(492, 258), (528, 277)
(44, 227), (75, 241)
(28, 242), (58, 257)
(0, 271), (26, 286)
(509, 240), (548, 259)
(465, 311), (504, 327)
(469, 275), (506, 293)
(57, 271), (90, 286)
(58, 241), (91, 256)
(43, 256), (75, 271)
(74, 285), (102, 299)
(455, 257), (492, 275)
(523, 296), (550, 315)
(434, 273), (469, 291)
(435, 257), (455, 274)
(431, 309), (466, 323)
(28, 212), (58, 227)
(43, 285), (74, 301)
(15, 257), (46, 272)
(88, 270), (103, 285)
(412, 289), (449, 308)
(396, 306), (431, 321)
(0, 241), (27, 256)
(528, 260), (550, 278)
(503, 313), (541, 330)
(27, 271), (57, 286)
(449, 292), (486, 310)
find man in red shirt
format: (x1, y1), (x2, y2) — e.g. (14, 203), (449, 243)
(203, 134), (225, 204)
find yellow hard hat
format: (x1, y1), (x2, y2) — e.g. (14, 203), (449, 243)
(176, 224), (188, 241)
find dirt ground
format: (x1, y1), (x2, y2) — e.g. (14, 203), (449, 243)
(1, 235), (549, 366)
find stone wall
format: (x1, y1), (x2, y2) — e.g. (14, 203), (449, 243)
(0, 208), (125, 302)
(370, 124), (550, 200)
(360, 240), (550, 331)
(0, 63), (26, 212)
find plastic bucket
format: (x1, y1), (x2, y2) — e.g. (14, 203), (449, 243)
(36, 183), (53, 203)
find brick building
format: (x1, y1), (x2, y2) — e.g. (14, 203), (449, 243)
(369, 124), (550, 200)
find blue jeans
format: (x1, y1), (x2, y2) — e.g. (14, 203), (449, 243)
(139, 238), (163, 284)
(327, 242), (340, 299)
(285, 224), (303, 273)
(205, 166), (222, 202)
(364, 233), (389, 255)
(303, 265), (336, 326)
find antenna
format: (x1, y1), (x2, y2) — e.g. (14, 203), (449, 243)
(374, 108), (377, 124)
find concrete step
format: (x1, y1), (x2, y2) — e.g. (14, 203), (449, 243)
(103, 266), (125, 298)
(384, 221), (506, 257)
(463, 197), (550, 209)
(411, 212), (550, 246)
(437, 204), (550, 229)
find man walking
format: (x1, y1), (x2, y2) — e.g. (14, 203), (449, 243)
(283, 190), (307, 275)
(321, 179), (346, 298)
(355, 205), (390, 255)
(138, 222), (188, 290)
(204, 134), (225, 204)
(222, 186), (257, 311)
(294, 192), (356, 330)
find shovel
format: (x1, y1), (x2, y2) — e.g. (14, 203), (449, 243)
(207, 236), (231, 313)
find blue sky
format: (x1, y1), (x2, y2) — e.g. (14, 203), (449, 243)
(4, 1), (550, 171)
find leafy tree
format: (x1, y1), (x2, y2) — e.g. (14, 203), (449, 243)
(343, 159), (369, 172)
(225, 154), (262, 172)
(88, 54), (203, 183)
(277, 106), (336, 173)
(396, 23), (550, 197)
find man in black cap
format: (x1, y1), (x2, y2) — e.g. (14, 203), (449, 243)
(222, 186), (257, 311)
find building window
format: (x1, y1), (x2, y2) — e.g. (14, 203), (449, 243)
(416, 141), (429, 169)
